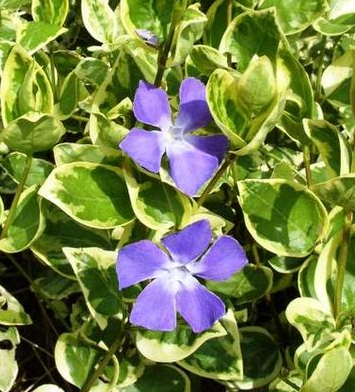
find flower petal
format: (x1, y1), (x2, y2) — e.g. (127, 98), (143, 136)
(130, 277), (177, 331)
(135, 29), (159, 47)
(175, 78), (212, 133)
(117, 240), (172, 289)
(189, 236), (248, 281)
(176, 275), (225, 333)
(119, 127), (165, 173)
(185, 134), (229, 163)
(166, 142), (218, 196)
(133, 80), (172, 130)
(162, 220), (212, 264)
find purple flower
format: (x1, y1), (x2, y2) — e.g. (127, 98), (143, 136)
(135, 29), (159, 47)
(119, 78), (229, 196)
(116, 220), (247, 333)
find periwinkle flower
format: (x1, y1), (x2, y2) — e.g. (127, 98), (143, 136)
(119, 78), (229, 196)
(135, 29), (159, 47)
(116, 220), (247, 333)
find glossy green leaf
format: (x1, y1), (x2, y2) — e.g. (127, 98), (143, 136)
(17, 22), (67, 54)
(259, 0), (327, 35)
(169, 4), (207, 66)
(0, 327), (20, 392)
(135, 322), (226, 363)
(63, 247), (123, 329)
(207, 67), (284, 152)
(286, 297), (335, 343)
(237, 56), (277, 116)
(186, 45), (229, 76)
(124, 165), (191, 230)
(122, 365), (190, 392)
(0, 186), (44, 253)
(81, 0), (120, 44)
(120, 0), (175, 42)
(238, 179), (328, 257)
(0, 44), (53, 126)
(204, 0), (241, 48)
(55, 332), (115, 388)
(277, 48), (314, 145)
(219, 8), (282, 72)
(312, 174), (355, 211)
(305, 119), (352, 177)
(2, 152), (53, 187)
(178, 310), (243, 381)
(207, 264), (273, 304)
(301, 347), (352, 392)
(75, 58), (109, 87)
(226, 326), (282, 389)
(268, 255), (306, 273)
(33, 271), (79, 300)
(322, 50), (352, 106)
(31, 202), (113, 278)
(54, 71), (80, 118)
(0, 285), (32, 325)
(0, 113), (65, 154)
(39, 162), (134, 229)
(54, 143), (122, 167)
(32, 0), (69, 26)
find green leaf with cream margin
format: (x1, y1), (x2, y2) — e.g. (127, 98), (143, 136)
(207, 62), (285, 153)
(17, 22), (67, 54)
(305, 119), (352, 178)
(0, 113), (66, 154)
(178, 310), (243, 381)
(0, 44), (53, 126)
(55, 332), (117, 389)
(38, 162), (134, 229)
(0, 196), (3, 224)
(0, 327), (20, 392)
(0, 285), (32, 325)
(123, 164), (192, 231)
(0, 185), (44, 253)
(135, 322), (226, 363)
(81, 0), (121, 45)
(286, 297), (336, 344)
(32, 0), (69, 26)
(30, 385), (65, 392)
(301, 347), (353, 392)
(207, 264), (273, 304)
(238, 179), (328, 257)
(63, 247), (123, 329)
(223, 326), (282, 390)
(312, 175), (355, 212)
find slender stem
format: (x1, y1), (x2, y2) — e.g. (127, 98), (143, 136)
(226, 0), (233, 68)
(154, 2), (185, 87)
(251, 242), (261, 268)
(197, 153), (237, 207)
(334, 210), (353, 320)
(72, 114), (89, 122)
(315, 35), (327, 102)
(303, 146), (312, 188)
(0, 155), (32, 239)
(80, 331), (124, 392)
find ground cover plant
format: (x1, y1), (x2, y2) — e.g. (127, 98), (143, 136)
(1, 0), (355, 391)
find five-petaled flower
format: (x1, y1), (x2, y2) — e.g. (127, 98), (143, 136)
(119, 78), (228, 196)
(116, 220), (247, 333)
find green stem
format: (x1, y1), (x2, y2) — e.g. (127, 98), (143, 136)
(334, 210), (353, 320)
(197, 153), (237, 207)
(226, 0), (233, 68)
(315, 35), (327, 102)
(154, 2), (185, 87)
(303, 146), (312, 188)
(0, 155), (32, 240)
(80, 332), (124, 392)
(72, 114), (89, 122)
